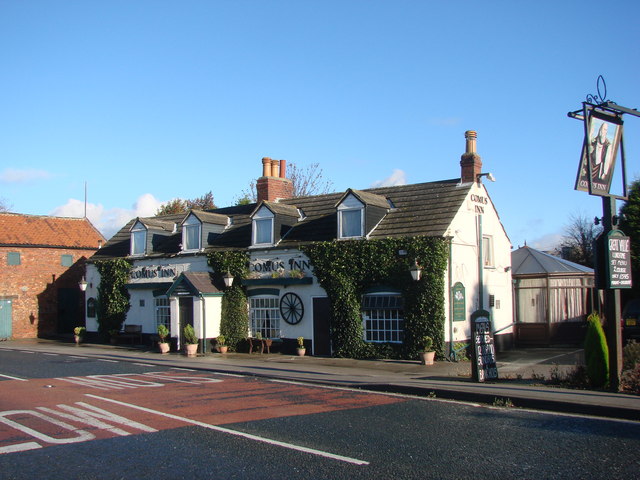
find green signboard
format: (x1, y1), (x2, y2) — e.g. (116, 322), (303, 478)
(452, 282), (465, 322)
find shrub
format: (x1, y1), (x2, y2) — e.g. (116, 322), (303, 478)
(584, 312), (609, 388)
(623, 340), (640, 371)
(183, 324), (198, 345)
(157, 324), (169, 342)
(620, 363), (640, 394)
(422, 336), (433, 352)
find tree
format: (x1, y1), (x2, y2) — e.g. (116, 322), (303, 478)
(618, 178), (640, 297)
(0, 198), (11, 213)
(156, 191), (216, 216)
(557, 213), (602, 267)
(238, 162), (334, 203)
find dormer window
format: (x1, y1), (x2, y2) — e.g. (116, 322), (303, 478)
(337, 194), (364, 239)
(182, 215), (202, 252)
(130, 222), (147, 256)
(252, 206), (274, 246)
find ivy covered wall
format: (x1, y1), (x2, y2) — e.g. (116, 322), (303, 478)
(94, 259), (131, 337)
(208, 251), (250, 351)
(302, 236), (448, 359)
(207, 236), (448, 360)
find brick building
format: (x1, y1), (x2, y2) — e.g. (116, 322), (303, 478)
(0, 213), (105, 339)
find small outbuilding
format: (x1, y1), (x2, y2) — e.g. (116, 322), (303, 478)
(512, 245), (596, 346)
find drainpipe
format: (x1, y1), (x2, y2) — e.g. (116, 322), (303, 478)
(447, 236), (454, 359)
(201, 294), (207, 356)
(478, 214), (484, 311)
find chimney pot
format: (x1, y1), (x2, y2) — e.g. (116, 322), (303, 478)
(465, 130), (477, 154)
(279, 159), (286, 178)
(271, 159), (280, 177)
(262, 157), (272, 177)
(460, 130), (482, 184)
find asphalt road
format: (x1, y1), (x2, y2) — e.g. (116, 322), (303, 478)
(1, 349), (639, 479)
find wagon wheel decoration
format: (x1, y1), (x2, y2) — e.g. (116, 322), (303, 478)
(280, 292), (304, 325)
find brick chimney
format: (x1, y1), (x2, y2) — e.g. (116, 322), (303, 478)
(256, 157), (294, 202)
(460, 130), (482, 184)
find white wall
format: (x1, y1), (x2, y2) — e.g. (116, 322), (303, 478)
(445, 182), (513, 343)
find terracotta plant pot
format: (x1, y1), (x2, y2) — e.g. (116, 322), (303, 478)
(185, 343), (198, 357)
(159, 342), (170, 354)
(420, 351), (435, 365)
(74, 335), (81, 345)
(218, 345), (228, 354)
(297, 347), (306, 357)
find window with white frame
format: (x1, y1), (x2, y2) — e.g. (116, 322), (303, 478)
(131, 225), (146, 256)
(361, 293), (404, 343)
(482, 235), (494, 267)
(252, 207), (274, 246)
(337, 194), (364, 239)
(155, 297), (170, 329)
(182, 215), (201, 251)
(249, 296), (280, 338)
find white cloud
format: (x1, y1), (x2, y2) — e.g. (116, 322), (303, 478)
(529, 233), (564, 252)
(0, 168), (52, 183)
(50, 193), (165, 240)
(371, 169), (407, 188)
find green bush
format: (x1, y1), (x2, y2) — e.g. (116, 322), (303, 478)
(584, 312), (609, 388)
(183, 324), (198, 345)
(157, 324), (169, 342)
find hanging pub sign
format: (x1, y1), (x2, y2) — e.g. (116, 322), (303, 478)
(471, 309), (498, 382)
(575, 111), (623, 196)
(594, 230), (632, 289)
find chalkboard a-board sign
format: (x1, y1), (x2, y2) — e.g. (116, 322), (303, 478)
(471, 309), (498, 382)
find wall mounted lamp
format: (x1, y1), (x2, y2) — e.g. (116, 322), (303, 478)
(477, 172), (496, 183)
(223, 271), (234, 288)
(409, 260), (422, 282)
(78, 276), (88, 292)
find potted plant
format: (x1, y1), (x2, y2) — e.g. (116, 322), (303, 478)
(157, 324), (170, 354)
(73, 326), (86, 345)
(419, 336), (435, 365)
(216, 335), (228, 354)
(297, 336), (306, 356)
(183, 324), (198, 357)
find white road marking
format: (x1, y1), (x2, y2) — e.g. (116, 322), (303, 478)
(0, 374), (27, 381)
(0, 442), (42, 454)
(133, 363), (154, 367)
(86, 394), (369, 466)
(98, 359), (118, 363)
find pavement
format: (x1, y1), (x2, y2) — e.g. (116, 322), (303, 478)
(1, 338), (639, 422)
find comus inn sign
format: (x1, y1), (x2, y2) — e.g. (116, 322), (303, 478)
(250, 256), (312, 274)
(129, 265), (181, 282)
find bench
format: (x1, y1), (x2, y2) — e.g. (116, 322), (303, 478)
(118, 324), (143, 345)
(248, 337), (283, 354)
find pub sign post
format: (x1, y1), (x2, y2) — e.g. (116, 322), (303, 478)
(568, 76), (638, 389)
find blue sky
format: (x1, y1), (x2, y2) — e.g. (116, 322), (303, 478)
(1, 1), (639, 249)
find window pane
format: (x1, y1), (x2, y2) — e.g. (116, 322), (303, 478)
(7, 252), (20, 265)
(185, 224), (200, 250)
(361, 294), (404, 344)
(249, 296), (280, 338)
(341, 210), (362, 237)
(255, 219), (273, 244)
(61, 254), (73, 267)
(155, 297), (170, 329)
(132, 230), (146, 255)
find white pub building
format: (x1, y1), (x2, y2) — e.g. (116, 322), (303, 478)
(85, 131), (513, 358)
